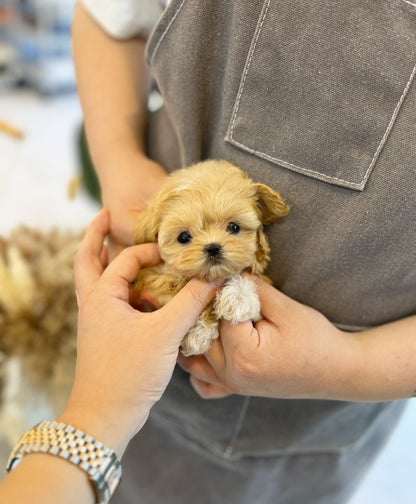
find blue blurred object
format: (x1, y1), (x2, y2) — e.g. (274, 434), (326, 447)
(0, 0), (76, 94)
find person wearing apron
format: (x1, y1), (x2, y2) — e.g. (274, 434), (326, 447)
(74, 1), (416, 502)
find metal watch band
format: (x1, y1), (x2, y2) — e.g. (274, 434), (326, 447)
(6, 420), (122, 504)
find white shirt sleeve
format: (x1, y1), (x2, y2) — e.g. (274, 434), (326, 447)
(81, 0), (164, 39)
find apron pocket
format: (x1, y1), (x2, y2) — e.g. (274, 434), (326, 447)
(226, 0), (416, 190)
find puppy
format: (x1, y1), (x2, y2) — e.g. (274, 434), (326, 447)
(134, 160), (289, 355)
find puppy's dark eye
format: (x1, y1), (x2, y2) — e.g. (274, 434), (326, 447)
(226, 222), (240, 234)
(177, 231), (192, 244)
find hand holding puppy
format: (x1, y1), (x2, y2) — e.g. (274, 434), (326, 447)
(179, 273), (416, 403)
(178, 273), (359, 401)
(59, 210), (219, 457)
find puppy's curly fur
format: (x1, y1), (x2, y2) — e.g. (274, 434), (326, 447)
(134, 160), (289, 355)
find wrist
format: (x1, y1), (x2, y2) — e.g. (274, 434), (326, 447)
(343, 316), (416, 401)
(94, 147), (150, 183)
(306, 326), (365, 402)
(326, 328), (366, 401)
(6, 420), (122, 504)
(58, 403), (149, 459)
(97, 154), (167, 195)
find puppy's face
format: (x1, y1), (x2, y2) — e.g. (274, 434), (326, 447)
(134, 161), (289, 281)
(157, 192), (261, 281)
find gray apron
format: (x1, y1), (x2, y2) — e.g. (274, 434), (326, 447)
(114, 1), (416, 502)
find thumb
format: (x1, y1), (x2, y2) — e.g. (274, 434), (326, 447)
(158, 278), (221, 336)
(242, 271), (294, 320)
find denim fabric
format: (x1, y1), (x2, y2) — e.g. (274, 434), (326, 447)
(116, 1), (416, 502)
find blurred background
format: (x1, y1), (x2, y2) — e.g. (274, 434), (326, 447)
(0, 0), (77, 94)
(0, 1), (415, 502)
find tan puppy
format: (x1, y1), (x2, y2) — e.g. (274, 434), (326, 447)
(134, 160), (289, 355)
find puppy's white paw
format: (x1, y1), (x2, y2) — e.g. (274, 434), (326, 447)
(214, 275), (261, 324)
(181, 318), (219, 356)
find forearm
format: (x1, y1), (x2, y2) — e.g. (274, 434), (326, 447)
(345, 315), (416, 402)
(300, 315), (416, 403)
(0, 453), (94, 504)
(72, 1), (167, 249)
(72, 1), (149, 173)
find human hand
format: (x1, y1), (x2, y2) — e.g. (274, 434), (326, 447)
(59, 210), (219, 457)
(178, 273), (360, 401)
(97, 154), (168, 260)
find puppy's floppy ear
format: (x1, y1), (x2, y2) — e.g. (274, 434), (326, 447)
(133, 183), (175, 244)
(254, 184), (289, 225)
(251, 229), (271, 275)
(133, 207), (159, 244)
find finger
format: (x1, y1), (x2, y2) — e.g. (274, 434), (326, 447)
(99, 243), (161, 302)
(158, 278), (221, 336)
(189, 376), (232, 400)
(74, 209), (110, 301)
(204, 337), (226, 374)
(242, 272), (294, 320)
(219, 319), (261, 356)
(177, 353), (223, 386)
(99, 242), (109, 268)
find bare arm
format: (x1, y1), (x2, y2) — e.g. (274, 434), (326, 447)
(72, 1), (149, 164)
(72, 2), (167, 253)
(350, 315), (416, 401)
(0, 454), (96, 504)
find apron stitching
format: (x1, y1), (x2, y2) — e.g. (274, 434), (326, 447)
(227, 1), (416, 188)
(223, 396), (251, 459)
(229, 0), (271, 140)
(364, 60), (416, 184)
(227, 137), (365, 188)
(149, 0), (187, 65)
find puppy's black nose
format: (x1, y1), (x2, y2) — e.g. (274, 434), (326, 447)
(205, 243), (222, 257)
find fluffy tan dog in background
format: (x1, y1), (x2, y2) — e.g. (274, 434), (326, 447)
(134, 160), (289, 355)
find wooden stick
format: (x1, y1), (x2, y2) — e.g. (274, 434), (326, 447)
(0, 119), (24, 139)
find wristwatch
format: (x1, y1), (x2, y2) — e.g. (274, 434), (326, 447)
(6, 420), (122, 504)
